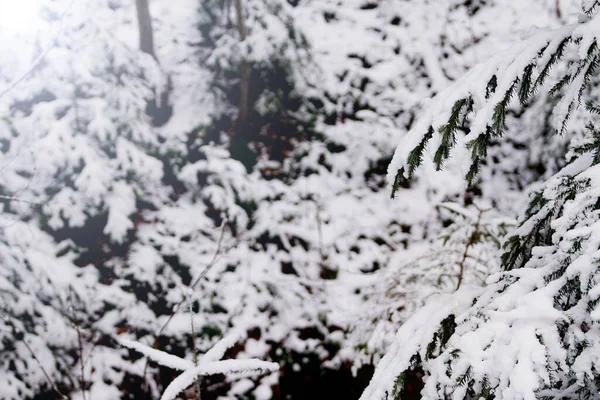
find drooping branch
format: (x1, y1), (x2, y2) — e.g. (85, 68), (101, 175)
(388, 16), (600, 195)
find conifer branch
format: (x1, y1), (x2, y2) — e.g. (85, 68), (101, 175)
(388, 16), (600, 189)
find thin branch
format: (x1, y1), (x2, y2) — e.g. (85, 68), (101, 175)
(314, 201), (324, 261)
(0, 195), (41, 205)
(8, 324), (70, 400)
(157, 221), (228, 338)
(143, 221), (229, 393)
(0, 147), (40, 228)
(69, 288), (87, 400)
(455, 207), (484, 291)
(189, 300), (202, 400)
(189, 220), (229, 290)
(82, 331), (102, 369)
(76, 323), (87, 400)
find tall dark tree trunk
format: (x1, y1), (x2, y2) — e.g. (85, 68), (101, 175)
(135, 0), (172, 126)
(235, 0), (249, 122)
(136, 0), (156, 59)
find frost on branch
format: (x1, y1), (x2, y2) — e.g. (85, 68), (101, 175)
(120, 330), (279, 400)
(160, 360), (280, 400)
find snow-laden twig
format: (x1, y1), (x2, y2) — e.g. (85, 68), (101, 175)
(120, 327), (279, 400)
(153, 220), (229, 340)
(160, 359), (279, 400)
(141, 220), (231, 393)
(119, 339), (194, 371)
(201, 329), (243, 363)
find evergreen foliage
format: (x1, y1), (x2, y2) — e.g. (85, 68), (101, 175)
(0, 0), (584, 399)
(352, 202), (511, 363)
(363, 3), (600, 400)
(389, 8), (600, 195)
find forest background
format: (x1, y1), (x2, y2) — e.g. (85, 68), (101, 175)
(0, 1), (592, 400)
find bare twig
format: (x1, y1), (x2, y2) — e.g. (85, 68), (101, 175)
(76, 323), (87, 400)
(156, 221), (228, 337)
(5, 323), (70, 400)
(143, 221), (229, 394)
(455, 207), (484, 291)
(314, 201), (324, 262)
(189, 300), (202, 400)
(81, 331), (101, 369)
(68, 288), (87, 400)
(0, 195), (41, 205)
(188, 221), (229, 290)
(0, 146), (39, 230)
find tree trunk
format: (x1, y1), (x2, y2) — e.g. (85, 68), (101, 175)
(135, 0), (173, 126)
(235, 0), (249, 122)
(136, 0), (156, 59)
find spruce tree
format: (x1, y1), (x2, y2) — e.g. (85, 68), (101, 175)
(362, 2), (600, 399)
(329, 0), (568, 369)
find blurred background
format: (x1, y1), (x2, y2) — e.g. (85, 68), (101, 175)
(0, 0), (582, 399)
